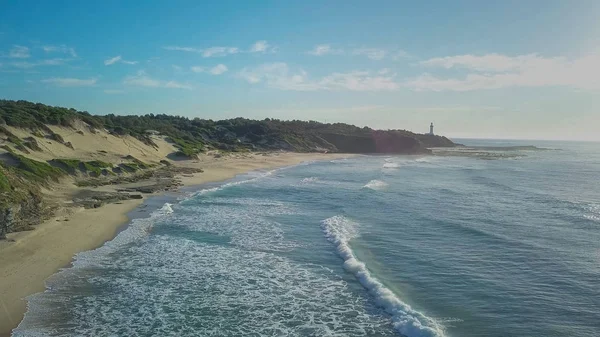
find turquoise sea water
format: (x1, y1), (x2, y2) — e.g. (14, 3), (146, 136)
(14, 140), (600, 337)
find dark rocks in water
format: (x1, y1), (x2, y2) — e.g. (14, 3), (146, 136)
(117, 179), (181, 194)
(72, 190), (144, 209)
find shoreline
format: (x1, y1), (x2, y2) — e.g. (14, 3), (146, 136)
(0, 152), (353, 336)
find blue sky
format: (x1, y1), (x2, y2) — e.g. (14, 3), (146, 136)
(1, 0), (599, 140)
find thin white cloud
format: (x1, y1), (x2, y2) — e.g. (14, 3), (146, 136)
(123, 70), (160, 87)
(164, 45), (239, 58)
(307, 44), (343, 56)
(190, 66), (205, 73)
(42, 45), (77, 57)
(11, 58), (71, 68)
(249, 40), (269, 53)
(238, 63), (399, 91)
(320, 71), (399, 91)
(209, 64), (228, 75)
(104, 55), (138, 66)
(191, 64), (228, 75)
(41, 77), (97, 87)
(419, 53), (563, 72)
(123, 70), (192, 90)
(201, 46), (239, 57)
(9, 45), (30, 58)
(238, 63), (314, 90)
(163, 46), (198, 52)
(409, 52), (600, 91)
(352, 48), (386, 60)
(164, 81), (193, 90)
(104, 55), (122, 65)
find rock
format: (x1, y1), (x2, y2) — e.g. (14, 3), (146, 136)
(0, 193), (44, 239)
(72, 190), (144, 209)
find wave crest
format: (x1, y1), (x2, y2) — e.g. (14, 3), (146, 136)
(321, 215), (445, 337)
(364, 180), (388, 190)
(383, 162), (400, 169)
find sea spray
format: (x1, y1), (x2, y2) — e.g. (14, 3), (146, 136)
(363, 180), (389, 190)
(321, 215), (445, 337)
(383, 162), (401, 169)
(13, 201), (177, 336)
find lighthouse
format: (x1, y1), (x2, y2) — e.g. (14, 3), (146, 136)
(429, 122), (434, 135)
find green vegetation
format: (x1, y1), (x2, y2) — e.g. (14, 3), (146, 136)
(0, 99), (455, 155)
(0, 169), (9, 192)
(24, 138), (42, 152)
(119, 163), (141, 172)
(7, 153), (66, 182)
(49, 159), (113, 176)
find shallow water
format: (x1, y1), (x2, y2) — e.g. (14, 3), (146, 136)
(14, 140), (600, 337)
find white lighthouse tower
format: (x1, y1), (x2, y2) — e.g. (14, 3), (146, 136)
(429, 122), (434, 135)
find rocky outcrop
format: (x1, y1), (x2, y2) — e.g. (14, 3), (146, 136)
(72, 190), (143, 209)
(0, 192), (44, 239)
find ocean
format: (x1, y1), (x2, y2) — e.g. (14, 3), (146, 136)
(13, 140), (600, 337)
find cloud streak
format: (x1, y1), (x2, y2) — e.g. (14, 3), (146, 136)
(238, 63), (399, 91)
(104, 55), (138, 66)
(352, 48), (387, 60)
(191, 64), (228, 75)
(164, 45), (239, 57)
(307, 45), (406, 60)
(249, 40), (269, 53)
(307, 44), (343, 56)
(42, 77), (97, 87)
(9, 45), (30, 58)
(123, 70), (192, 90)
(42, 45), (77, 57)
(165, 40), (273, 57)
(11, 58), (72, 68)
(409, 52), (600, 91)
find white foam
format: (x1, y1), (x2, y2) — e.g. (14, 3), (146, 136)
(364, 179), (388, 190)
(189, 169), (277, 198)
(300, 177), (319, 183)
(69, 202), (175, 269)
(321, 215), (445, 337)
(14, 201), (398, 336)
(383, 162), (400, 169)
(584, 203), (600, 222)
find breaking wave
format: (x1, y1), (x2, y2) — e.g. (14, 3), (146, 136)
(321, 216), (445, 337)
(364, 180), (388, 190)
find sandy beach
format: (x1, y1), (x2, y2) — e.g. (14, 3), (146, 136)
(0, 152), (351, 336)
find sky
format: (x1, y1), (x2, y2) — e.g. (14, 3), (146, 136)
(0, 0), (599, 140)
